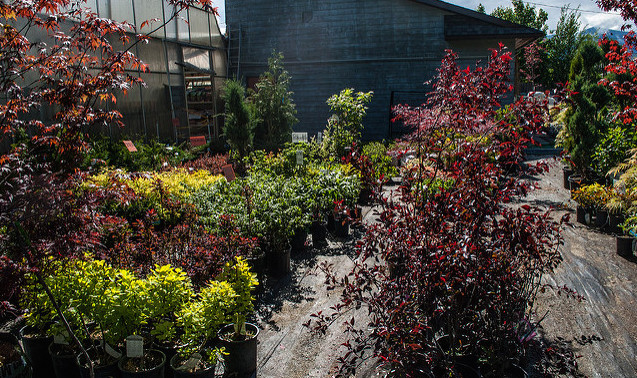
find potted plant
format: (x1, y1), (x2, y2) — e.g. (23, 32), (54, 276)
(605, 190), (631, 235)
(0, 332), (30, 378)
(332, 200), (351, 238)
(618, 215), (637, 257)
(104, 269), (165, 378)
(170, 282), (232, 378)
(18, 276), (55, 378)
(216, 257), (259, 377)
(248, 173), (299, 277)
(572, 184), (608, 226)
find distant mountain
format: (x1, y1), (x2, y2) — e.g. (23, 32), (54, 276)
(582, 27), (629, 44)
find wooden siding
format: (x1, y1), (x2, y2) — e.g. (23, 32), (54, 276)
(226, 0), (520, 140)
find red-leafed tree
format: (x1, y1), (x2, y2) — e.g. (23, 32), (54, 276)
(307, 45), (567, 376)
(596, 1), (637, 124)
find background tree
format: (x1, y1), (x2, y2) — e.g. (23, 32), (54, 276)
(476, 3), (486, 14)
(491, 0), (549, 33)
(544, 6), (584, 87)
(251, 51), (298, 151)
(222, 80), (256, 158)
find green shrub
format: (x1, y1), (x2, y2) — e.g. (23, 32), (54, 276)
(322, 89), (373, 159)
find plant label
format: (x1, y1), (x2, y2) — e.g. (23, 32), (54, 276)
(317, 132), (323, 144)
(123, 140), (137, 152)
(190, 135), (207, 147)
(105, 343), (122, 358)
(222, 164), (236, 182)
(126, 335), (144, 358)
(296, 150), (303, 165)
(178, 353), (202, 371)
(292, 132), (308, 143)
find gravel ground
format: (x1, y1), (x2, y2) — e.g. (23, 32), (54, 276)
(253, 159), (637, 377)
(523, 159), (637, 378)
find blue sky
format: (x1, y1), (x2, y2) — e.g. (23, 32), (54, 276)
(215, 1), (627, 33)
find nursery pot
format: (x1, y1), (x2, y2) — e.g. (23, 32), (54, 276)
(616, 235), (635, 257)
(576, 206), (587, 225)
(169, 354), (215, 378)
(49, 342), (82, 378)
(266, 245), (291, 278)
(118, 349), (166, 378)
(290, 229), (308, 253)
(333, 214), (350, 238)
(609, 213), (625, 235)
(0, 333), (29, 378)
(217, 323), (259, 378)
(595, 209), (608, 229)
(358, 188), (372, 205)
(326, 213), (335, 232)
(311, 220), (327, 248)
(153, 343), (177, 378)
(563, 167), (573, 190)
(568, 174), (584, 192)
(19, 326), (54, 377)
(77, 348), (120, 378)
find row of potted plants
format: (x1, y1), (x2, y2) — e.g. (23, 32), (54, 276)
(571, 181), (637, 257)
(18, 256), (258, 378)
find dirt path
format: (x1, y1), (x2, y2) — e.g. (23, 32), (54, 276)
(253, 160), (637, 377)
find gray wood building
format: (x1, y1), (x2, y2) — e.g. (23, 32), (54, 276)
(225, 0), (542, 140)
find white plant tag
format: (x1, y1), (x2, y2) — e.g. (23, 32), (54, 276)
(317, 132), (323, 144)
(177, 353), (202, 371)
(53, 330), (69, 345)
(296, 150), (303, 166)
(126, 335), (144, 358)
(105, 343), (122, 358)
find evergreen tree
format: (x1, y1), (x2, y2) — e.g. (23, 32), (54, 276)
(251, 52), (298, 151)
(564, 39), (612, 177)
(222, 80), (256, 158)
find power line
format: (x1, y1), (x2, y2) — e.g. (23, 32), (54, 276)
(521, 1), (622, 16)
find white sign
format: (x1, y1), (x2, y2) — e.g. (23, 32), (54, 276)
(296, 150), (304, 166)
(317, 132), (323, 144)
(292, 132), (308, 143)
(126, 335), (144, 358)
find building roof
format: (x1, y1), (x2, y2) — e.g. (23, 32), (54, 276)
(410, 0), (544, 47)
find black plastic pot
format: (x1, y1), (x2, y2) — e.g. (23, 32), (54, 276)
(563, 167), (573, 189)
(358, 188), (372, 205)
(569, 174), (584, 192)
(49, 343), (81, 378)
(152, 343), (176, 378)
(20, 326), (54, 377)
(118, 349), (166, 378)
(576, 206), (587, 224)
(77, 349), (120, 378)
(503, 363), (529, 378)
(217, 323), (259, 378)
(311, 221), (327, 248)
(290, 229), (308, 253)
(595, 209), (608, 229)
(0, 333), (30, 378)
(617, 235), (635, 257)
(609, 213), (625, 235)
(326, 213), (335, 232)
(333, 215), (350, 238)
(169, 354), (215, 378)
(266, 246), (291, 278)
